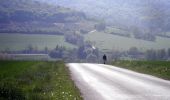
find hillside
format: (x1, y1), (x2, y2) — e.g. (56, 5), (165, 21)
(0, 0), (170, 57)
(37, 0), (170, 34)
(0, 0), (94, 35)
(84, 31), (170, 51)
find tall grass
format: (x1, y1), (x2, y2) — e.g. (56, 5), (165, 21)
(0, 61), (82, 100)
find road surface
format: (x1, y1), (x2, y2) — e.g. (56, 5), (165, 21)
(67, 63), (170, 100)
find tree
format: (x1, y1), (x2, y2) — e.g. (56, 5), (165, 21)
(49, 45), (65, 58)
(27, 44), (34, 53)
(157, 49), (166, 60)
(128, 47), (139, 55)
(65, 33), (84, 45)
(133, 27), (143, 39)
(112, 50), (121, 61)
(77, 45), (87, 59)
(168, 48), (170, 57)
(10, 10), (35, 22)
(0, 11), (9, 23)
(44, 46), (49, 54)
(49, 50), (62, 58)
(144, 33), (156, 41)
(95, 22), (106, 31)
(145, 49), (156, 60)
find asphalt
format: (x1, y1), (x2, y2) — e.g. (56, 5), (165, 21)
(67, 63), (170, 100)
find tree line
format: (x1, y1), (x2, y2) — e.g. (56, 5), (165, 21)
(2, 44), (170, 62)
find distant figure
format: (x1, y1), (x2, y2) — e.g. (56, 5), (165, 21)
(103, 54), (107, 64)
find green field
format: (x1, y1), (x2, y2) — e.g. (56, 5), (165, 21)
(0, 33), (76, 51)
(0, 61), (82, 100)
(112, 60), (170, 80)
(84, 31), (170, 51)
(9, 54), (50, 61)
(1, 32), (170, 52)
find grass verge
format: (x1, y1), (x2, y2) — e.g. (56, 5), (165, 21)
(0, 61), (82, 100)
(112, 60), (170, 80)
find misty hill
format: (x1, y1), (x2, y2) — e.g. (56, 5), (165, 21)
(37, 0), (170, 34)
(1, 0), (170, 53)
(0, 0), (94, 34)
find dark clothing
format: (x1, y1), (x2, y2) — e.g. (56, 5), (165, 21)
(103, 54), (107, 64)
(103, 55), (107, 60)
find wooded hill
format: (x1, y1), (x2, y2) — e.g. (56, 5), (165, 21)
(0, 0), (94, 34)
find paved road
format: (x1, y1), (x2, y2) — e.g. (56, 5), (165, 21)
(67, 63), (170, 100)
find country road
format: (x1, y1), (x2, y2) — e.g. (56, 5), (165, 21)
(67, 63), (170, 100)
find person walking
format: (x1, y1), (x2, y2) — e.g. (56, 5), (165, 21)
(103, 54), (107, 64)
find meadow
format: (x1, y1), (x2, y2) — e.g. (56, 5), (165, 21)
(84, 31), (170, 51)
(1, 32), (170, 52)
(112, 60), (170, 80)
(0, 61), (82, 100)
(0, 33), (76, 51)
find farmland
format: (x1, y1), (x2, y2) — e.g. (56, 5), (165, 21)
(112, 60), (170, 80)
(1, 32), (170, 52)
(0, 61), (82, 100)
(0, 33), (76, 51)
(84, 31), (170, 51)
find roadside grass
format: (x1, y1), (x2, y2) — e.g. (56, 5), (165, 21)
(112, 60), (170, 80)
(0, 61), (82, 100)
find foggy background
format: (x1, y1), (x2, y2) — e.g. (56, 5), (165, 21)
(0, 0), (170, 62)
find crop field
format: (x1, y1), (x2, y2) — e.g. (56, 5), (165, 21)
(0, 61), (82, 100)
(84, 31), (170, 51)
(0, 33), (76, 51)
(112, 60), (170, 80)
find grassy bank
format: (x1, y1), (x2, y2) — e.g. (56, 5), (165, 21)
(112, 60), (170, 80)
(0, 61), (82, 100)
